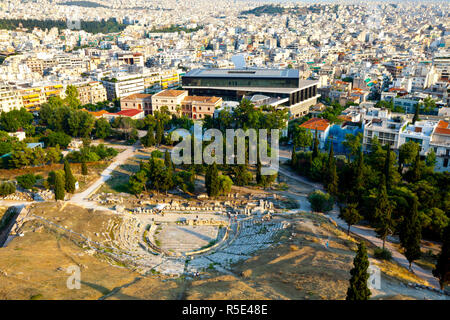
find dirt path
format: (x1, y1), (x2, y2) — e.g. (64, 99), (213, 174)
(70, 145), (137, 203)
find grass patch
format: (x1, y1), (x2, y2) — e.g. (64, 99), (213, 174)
(373, 247), (392, 261)
(98, 171), (130, 194)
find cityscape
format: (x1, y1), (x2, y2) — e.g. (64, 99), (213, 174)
(0, 0), (449, 305)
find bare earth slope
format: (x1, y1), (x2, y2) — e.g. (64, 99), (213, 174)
(0, 203), (447, 300)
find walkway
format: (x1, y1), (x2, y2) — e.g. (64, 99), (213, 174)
(70, 145), (137, 203)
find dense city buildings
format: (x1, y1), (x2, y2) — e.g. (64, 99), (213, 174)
(0, 1), (449, 303)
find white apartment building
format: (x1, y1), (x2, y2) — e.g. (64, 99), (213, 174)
(398, 120), (436, 155)
(363, 118), (408, 150)
(433, 53), (450, 80)
(0, 83), (23, 113)
(101, 74), (145, 100)
(74, 81), (107, 105)
(430, 120), (450, 172)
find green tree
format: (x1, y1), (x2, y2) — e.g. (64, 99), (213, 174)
(16, 173), (37, 190)
(0, 182), (15, 196)
(232, 164), (252, 186)
(256, 159), (262, 185)
(412, 103), (420, 124)
(81, 161), (88, 175)
(425, 149), (436, 169)
(346, 241), (371, 300)
(42, 130), (72, 149)
(291, 145), (297, 167)
(399, 197), (422, 270)
(45, 146), (62, 164)
(312, 129), (319, 159)
(10, 145), (34, 168)
(353, 149), (365, 198)
(374, 181), (394, 249)
(422, 97), (436, 113)
(384, 146), (391, 190)
(54, 172), (65, 201)
(206, 163), (220, 197)
(0, 108), (33, 132)
(155, 121), (164, 146)
(343, 132), (363, 159)
(94, 118), (111, 139)
(325, 144), (338, 195)
(308, 190), (334, 213)
(129, 170), (147, 195)
(433, 224), (450, 290)
(164, 150), (173, 170)
(218, 174), (233, 195)
(65, 85), (81, 108)
(293, 126), (313, 151)
(398, 141), (420, 173)
(141, 127), (155, 147)
(64, 160), (76, 193)
(410, 149), (422, 182)
(340, 203), (362, 235)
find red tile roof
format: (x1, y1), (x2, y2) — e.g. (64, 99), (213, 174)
(435, 120), (450, 135)
(122, 93), (152, 100)
(115, 109), (144, 117)
(153, 89), (186, 97)
(299, 117), (330, 131)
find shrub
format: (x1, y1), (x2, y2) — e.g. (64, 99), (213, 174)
(0, 182), (16, 196)
(374, 247), (392, 261)
(151, 150), (163, 158)
(307, 190), (334, 213)
(16, 174), (37, 189)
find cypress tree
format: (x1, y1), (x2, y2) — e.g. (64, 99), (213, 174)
(142, 127), (155, 147)
(81, 161), (88, 175)
(326, 144), (338, 196)
(312, 129), (319, 159)
(433, 224), (450, 290)
(208, 163), (220, 197)
(384, 145), (391, 191)
(412, 103), (420, 124)
(353, 149), (364, 199)
(256, 159), (262, 185)
(400, 197), (422, 270)
(64, 160), (76, 193)
(411, 149), (421, 182)
(205, 164), (211, 195)
(155, 121), (164, 146)
(374, 178), (394, 249)
(346, 241), (371, 300)
(164, 150), (173, 169)
(54, 173), (65, 201)
(291, 145), (297, 168)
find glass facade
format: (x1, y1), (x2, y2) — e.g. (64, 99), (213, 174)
(187, 85), (317, 107)
(182, 76), (299, 88)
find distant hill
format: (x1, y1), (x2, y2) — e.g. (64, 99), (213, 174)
(59, 1), (108, 8)
(240, 4), (332, 17)
(240, 5), (285, 17)
(0, 18), (126, 34)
